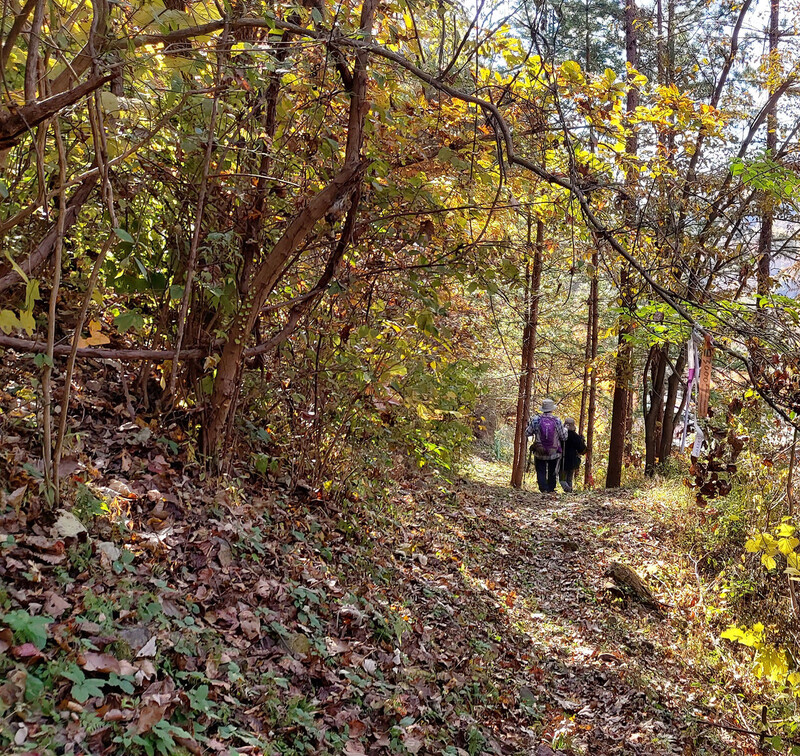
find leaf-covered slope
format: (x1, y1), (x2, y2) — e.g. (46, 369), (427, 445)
(1, 448), (759, 755)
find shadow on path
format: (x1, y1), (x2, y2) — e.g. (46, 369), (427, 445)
(400, 456), (754, 755)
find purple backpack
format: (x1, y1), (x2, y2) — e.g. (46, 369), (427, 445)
(538, 416), (561, 455)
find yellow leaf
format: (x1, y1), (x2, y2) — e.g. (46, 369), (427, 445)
(18, 309), (35, 335)
(0, 309), (20, 334)
(744, 537), (761, 552)
(778, 537), (799, 556)
(77, 319), (110, 348)
(762, 553), (777, 570)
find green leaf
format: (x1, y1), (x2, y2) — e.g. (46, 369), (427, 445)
(114, 228), (136, 245)
(34, 353), (54, 368)
(114, 310), (144, 334)
(4, 609), (51, 649)
(24, 674), (44, 702)
(72, 677), (106, 703)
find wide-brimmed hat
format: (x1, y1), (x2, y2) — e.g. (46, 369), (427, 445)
(541, 398), (556, 413)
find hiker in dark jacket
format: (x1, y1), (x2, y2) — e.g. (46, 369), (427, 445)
(526, 399), (568, 493)
(560, 417), (587, 492)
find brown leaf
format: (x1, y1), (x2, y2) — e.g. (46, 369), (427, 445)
(43, 592), (72, 619)
(136, 702), (167, 734)
(11, 643), (44, 661)
(402, 735), (424, 755)
(0, 627), (13, 653)
(343, 741), (365, 756)
(347, 719), (367, 738)
(80, 651), (121, 674)
(3, 485), (27, 509)
(239, 611), (260, 640)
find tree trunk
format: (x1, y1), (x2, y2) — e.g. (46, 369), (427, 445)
(659, 345), (686, 464)
(644, 344), (668, 475)
(584, 246), (599, 488)
(511, 219), (543, 488)
(579, 264), (593, 437)
(605, 0), (638, 488)
(203, 0), (377, 458)
(756, 0), (779, 322)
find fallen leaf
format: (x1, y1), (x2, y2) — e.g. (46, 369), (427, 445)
(43, 592), (71, 618)
(347, 720), (367, 738)
(136, 636), (157, 658)
(3, 485), (26, 509)
(239, 611), (260, 640)
(136, 702), (166, 734)
(77, 319), (110, 348)
(325, 637), (350, 655)
(97, 541), (122, 563)
(11, 643), (44, 661)
(343, 741), (365, 756)
(403, 735), (424, 755)
(80, 651), (121, 674)
(52, 510), (87, 539)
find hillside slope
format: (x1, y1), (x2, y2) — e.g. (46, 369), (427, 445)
(0, 453), (759, 755)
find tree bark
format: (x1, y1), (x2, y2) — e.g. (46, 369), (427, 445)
(203, 0), (377, 458)
(0, 74), (112, 150)
(605, 0), (638, 488)
(2, 0), (38, 70)
(584, 245), (599, 488)
(511, 218), (543, 488)
(659, 345), (686, 464)
(579, 257), (594, 436)
(756, 0), (779, 323)
(643, 344), (668, 475)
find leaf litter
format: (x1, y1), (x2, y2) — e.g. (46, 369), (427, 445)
(0, 366), (765, 754)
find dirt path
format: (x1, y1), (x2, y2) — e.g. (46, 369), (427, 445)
(421, 456), (757, 755)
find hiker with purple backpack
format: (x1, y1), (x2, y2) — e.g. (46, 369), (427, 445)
(525, 398), (568, 493)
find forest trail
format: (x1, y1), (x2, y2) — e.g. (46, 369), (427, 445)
(0, 444), (763, 756)
(441, 455), (755, 755)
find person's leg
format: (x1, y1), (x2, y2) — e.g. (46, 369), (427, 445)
(547, 458), (558, 492)
(562, 466), (574, 492)
(535, 459), (548, 492)
(560, 465), (572, 492)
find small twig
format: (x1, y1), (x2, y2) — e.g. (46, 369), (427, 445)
(53, 90), (118, 492)
(693, 715), (800, 746)
(169, 18), (229, 399)
(42, 115), (68, 499)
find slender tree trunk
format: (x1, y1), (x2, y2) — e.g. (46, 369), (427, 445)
(756, 0), (779, 322)
(584, 0), (591, 72)
(659, 345), (687, 464)
(204, 0), (377, 458)
(584, 246), (599, 488)
(788, 427), (797, 516)
(511, 219), (543, 488)
(606, 0), (638, 488)
(644, 344), (668, 475)
(579, 267), (594, 436)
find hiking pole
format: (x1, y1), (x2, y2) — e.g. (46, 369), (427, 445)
(522, 436), (527, 489)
